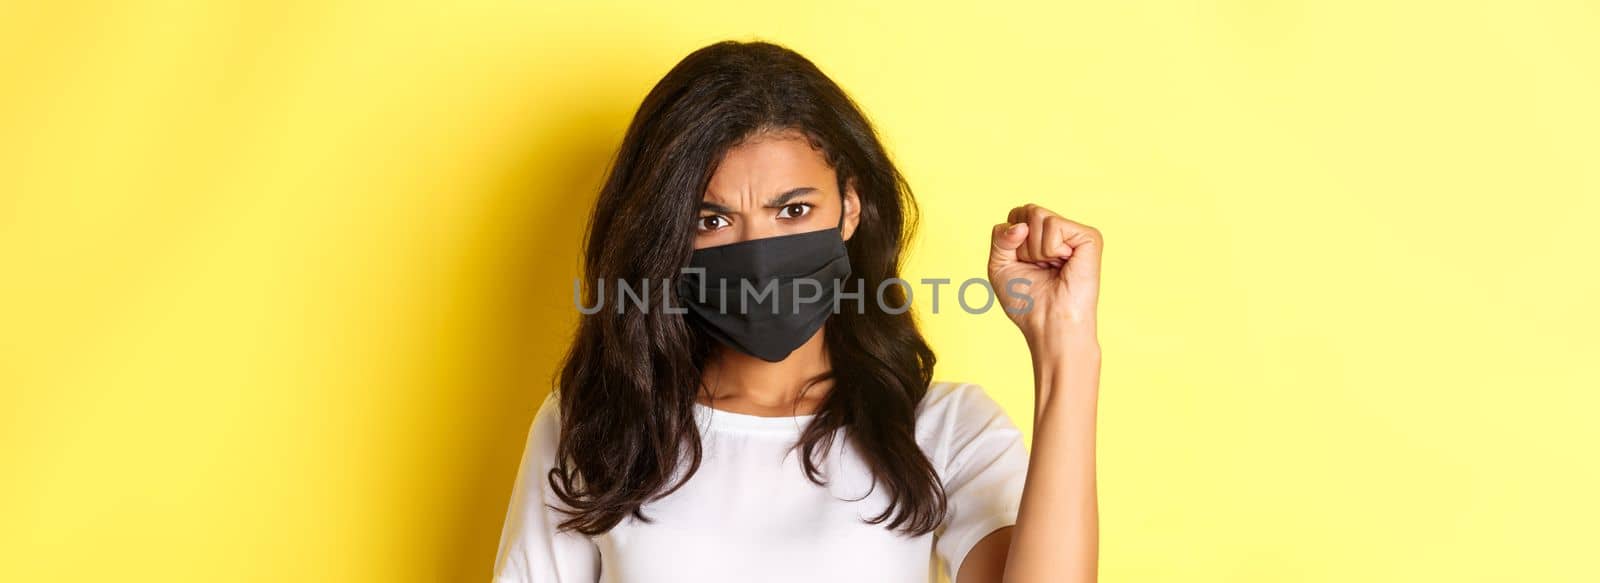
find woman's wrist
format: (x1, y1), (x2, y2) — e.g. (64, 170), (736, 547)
(1024, 320), (1100, 361)
(1025, 323), (1101, 414)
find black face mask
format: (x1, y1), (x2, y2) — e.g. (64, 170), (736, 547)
(676, 218), (852, 362)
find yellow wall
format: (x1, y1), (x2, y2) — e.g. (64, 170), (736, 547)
(3, 1), (1596, 581)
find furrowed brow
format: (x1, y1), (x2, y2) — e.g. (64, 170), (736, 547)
(698, 187), (817, 214)
(763, 187), (819, 207)
(697, 200), (735, 214)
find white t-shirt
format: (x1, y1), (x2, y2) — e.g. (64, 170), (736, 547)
(493, 380), (1029, 583)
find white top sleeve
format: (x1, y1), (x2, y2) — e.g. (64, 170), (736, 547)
(930, 383), (1031, 580)
(493, 392), (601, 583)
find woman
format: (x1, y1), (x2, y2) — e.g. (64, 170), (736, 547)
(494, 40), (1102, 583)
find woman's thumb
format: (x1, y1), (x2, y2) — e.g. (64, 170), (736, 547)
(988, 222), (1028, 271)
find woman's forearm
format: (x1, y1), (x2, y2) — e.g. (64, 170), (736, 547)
(1004, 328), (1101, 583)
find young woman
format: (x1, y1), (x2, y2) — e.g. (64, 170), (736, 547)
(494, 40), (1102, 583)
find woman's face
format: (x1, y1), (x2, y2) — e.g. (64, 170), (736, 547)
(694, 129), (861, 250)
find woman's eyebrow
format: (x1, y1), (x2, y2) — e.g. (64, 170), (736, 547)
(697, 187), (818, 214)
(762, 187), (818, 207)
(697, 200), (735, 214)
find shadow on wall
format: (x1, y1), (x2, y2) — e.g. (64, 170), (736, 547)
(431, 67), (639, 580)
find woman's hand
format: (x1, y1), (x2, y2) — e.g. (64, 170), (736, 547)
(986, 203), (1103, 353)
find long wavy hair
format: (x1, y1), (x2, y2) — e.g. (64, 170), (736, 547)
(549, 40), (942, 537)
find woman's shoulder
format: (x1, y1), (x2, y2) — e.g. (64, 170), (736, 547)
(521, 390), (563, 459)
(917, 380), (1007, 420)
(914, 380), (1025, 471)
(915, 380), (1019, 443)
(533, 390), (560, 424)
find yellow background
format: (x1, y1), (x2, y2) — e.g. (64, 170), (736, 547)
(3, 1), (1597, 581)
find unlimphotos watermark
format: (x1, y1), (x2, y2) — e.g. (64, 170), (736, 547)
(573, 269), (1035, 316)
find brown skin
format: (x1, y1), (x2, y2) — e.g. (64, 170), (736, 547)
(693, 130), (1102, 583)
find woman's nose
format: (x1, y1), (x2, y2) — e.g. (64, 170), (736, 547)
(734, 221), (783, 244)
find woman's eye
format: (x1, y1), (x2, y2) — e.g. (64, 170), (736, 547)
(778, 203), (812, 219)
(696, 215), (728, 232)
